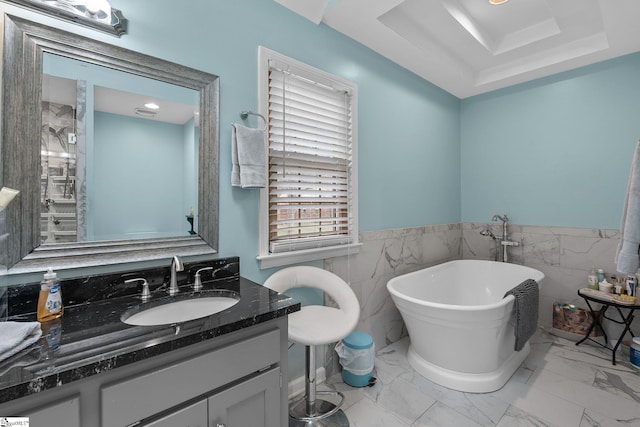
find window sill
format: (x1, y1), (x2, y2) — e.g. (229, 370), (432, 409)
(257, 243), (362, 269)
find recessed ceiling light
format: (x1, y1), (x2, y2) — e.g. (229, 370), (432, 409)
(144, 102), (160, 110)
(135, 108), (157, 117)
(489, 0), (509, 4)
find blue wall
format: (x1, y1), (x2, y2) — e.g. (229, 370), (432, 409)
(461, 53), (640, 229)
(15, 1), (640, 283)
(102, 0), (462, 282)
(92, 112), (194, 240)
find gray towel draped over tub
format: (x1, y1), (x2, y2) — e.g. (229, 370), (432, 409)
(504, 279), (539, 352)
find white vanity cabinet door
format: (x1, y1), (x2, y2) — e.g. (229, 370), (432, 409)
(27, 395), (80, 427)
(101, 329), (280, 427)
(142, 399), (207, 427)
(208, 367), (281, 427)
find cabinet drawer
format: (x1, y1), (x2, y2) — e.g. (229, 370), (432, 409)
(142, 398), (207, 427)
(27, 395), (80, 427)
(209, 367), (281, 427)
(101, 329), (280, 427)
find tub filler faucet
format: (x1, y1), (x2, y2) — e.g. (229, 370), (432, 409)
(491, 214), (520, 263)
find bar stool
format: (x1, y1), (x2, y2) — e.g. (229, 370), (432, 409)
(264, 266), (360, 427)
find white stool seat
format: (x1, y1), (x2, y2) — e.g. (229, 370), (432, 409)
(288, 305), (356, 346)
(264, 266), (360, 427)
(264, 266), (360, 347)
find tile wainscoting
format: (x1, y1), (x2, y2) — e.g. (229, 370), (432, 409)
(325, 223), (462, 375)
(463, 222), (624, 335)
(324, 222), (635, 376)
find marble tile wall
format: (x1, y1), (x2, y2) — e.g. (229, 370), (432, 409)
(462, 222), (635, 340)
(325, 223), (462, 373)
(324, 222), (636, 376)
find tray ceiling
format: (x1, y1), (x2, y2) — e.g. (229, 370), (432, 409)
(275, 0), (640, 98)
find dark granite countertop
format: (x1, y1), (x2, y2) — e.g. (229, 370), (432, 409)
(0, 258), (299, 404)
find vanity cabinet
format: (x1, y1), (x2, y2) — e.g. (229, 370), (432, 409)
(102, 326), (282, 427)
(0, 318), (289, 427)
(143, 399), (208, 427)
(26, 395), (81, 427)
(208, 367), (280, 427)
(143, 367), (280, 427)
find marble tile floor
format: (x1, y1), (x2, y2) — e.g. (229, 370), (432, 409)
(319, 328), (640, 427)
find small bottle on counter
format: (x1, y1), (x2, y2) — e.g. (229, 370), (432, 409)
(626, 275), (637, 297)
(597, 268), (605, 284)
(37, 268), (64, 322)
(41, 318), (62, 356)
(587, 268), (598, 289)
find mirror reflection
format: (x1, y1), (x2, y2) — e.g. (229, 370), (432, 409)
(41, 53), (200, 244)
(1, 14), (219, 272)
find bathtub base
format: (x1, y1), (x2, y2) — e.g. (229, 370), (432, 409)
(407, 341), (530, 393)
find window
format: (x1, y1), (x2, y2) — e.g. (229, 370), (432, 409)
(257, 47), (359, 268)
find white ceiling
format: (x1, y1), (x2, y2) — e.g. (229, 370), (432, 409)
(275, 0), (640, 98)
(42, 74), (198, 125)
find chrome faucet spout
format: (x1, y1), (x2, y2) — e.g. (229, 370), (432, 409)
(491, 214), (507, 223)
(491, 214), (518, 262)
(169, 255), (184, 296)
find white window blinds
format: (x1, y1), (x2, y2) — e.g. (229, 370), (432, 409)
(266, 62), (356, 254)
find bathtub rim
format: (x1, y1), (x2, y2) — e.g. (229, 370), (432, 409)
(386, 259), (545, 311)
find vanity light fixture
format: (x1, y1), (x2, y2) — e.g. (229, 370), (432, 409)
(489, 0), (509, 4)
(4, 0), (127, 36)
(144, 102), (160, 110)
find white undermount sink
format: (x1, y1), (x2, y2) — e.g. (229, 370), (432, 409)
(122, 294), (240, 326)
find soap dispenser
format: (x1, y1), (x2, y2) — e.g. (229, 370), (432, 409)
(37, 268), (64, 322)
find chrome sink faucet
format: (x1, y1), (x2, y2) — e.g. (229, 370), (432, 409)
(169, 255), (184, 296)
(491, 214), (520, 263)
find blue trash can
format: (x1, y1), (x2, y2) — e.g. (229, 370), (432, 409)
(335, 331), (374, 387)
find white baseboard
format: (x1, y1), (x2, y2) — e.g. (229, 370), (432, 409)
(288, 367), (326, 399)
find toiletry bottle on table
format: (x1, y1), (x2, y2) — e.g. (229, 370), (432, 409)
(626, 275), (637, 297)
(37, 268), (63, 322)
(587, 268), (598, 289)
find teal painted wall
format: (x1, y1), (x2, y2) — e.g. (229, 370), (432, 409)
(103, 0), (461, 283)
(3, 1), (461, 283)
(461, 53), (640, 229)
(92, 112), (194, 240)
(6, 1), (640, 284)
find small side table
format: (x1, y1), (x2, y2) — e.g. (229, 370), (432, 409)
(576, 288), (640, 365)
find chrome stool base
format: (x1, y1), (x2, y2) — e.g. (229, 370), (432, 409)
(289, 405), (349, 427)
(288, 391), (348, 427)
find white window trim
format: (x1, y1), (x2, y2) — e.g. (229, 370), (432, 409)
(257, 46), (360, 269)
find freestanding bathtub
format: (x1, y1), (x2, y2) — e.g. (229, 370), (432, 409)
(387, 260), (544, 393)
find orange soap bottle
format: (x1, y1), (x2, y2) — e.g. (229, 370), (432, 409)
(37, 268), (64, 322)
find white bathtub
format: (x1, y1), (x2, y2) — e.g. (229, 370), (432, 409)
(387, 260), (544, 393)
